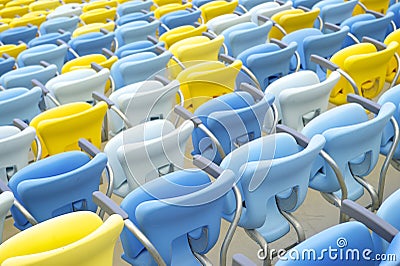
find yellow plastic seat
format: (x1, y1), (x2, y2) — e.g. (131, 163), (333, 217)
(29, 0), (61, 12)
(0, 6), (29, 18)
(9, 12), (47, 28)
(82, 0), (118, 12)
(80, 7), (117, 25)
(353, 0), (390, 15)
(154, 2), (192, 19)
(0, 212), (124, 266)
(328, 41), (399, 105)
(0, 43), (27, 58)
(153, 0), (181, 7)
(159, 24), (207, 49)
(72, 21), (115, 37)
(177, 60), (242, 111)
(0, 0), (12, 6)
(384, 29), (400, 84)
(30, 102), (108, 158)
(200, 0), (238, 23)
(168, 35), (224, 77)
(5, 0), (34, 7)
(0, 24), (9, 33)
(269, 8), (320, 40)
(62, 54), (118, 73)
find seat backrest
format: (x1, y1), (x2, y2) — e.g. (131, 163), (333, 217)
(0, 87), (42, 125)
(120, 169), (234, 265)
(207, 13), (251, 35)
(378, 85), (400, 159)
(0, 57), (15, 77)
(1, 65), (57, 89)
(61, 54), (118, 73)
(220, 133), (325, 242)
(159, 9), (202, 35)
(0, 191), (14, 243)
(250, 1), (293, 24)
(117, 119), (194, 192)
(200, 0), (238, 22)
(0, 126), (36, 184)
(47, 3), (82, 19)
(302, 103), (395, 201)
(8, 151), (107, 230)
(192, 91), (274, 163)
(39, 16), (79, 35)
(117, 0), (152, 16)
(115, 20), (160, 46)
(313, 0), (358, 29)
(28, 32), (72, 47)
(30, 102), (107, 157)
(111, 51), (172, 89)
(279, 71), (341, 131)
(0, 211), (124, 266)
(46, 68), (110, 106)
(222, 21), (272, 57)
(17, 44), (68, 72)
(72, 21), (115, 38)
(159, 24), (208, 49)
(0, 26), (37, 45)
(79, 7), (117, 24)
(68, 32), (115, 58)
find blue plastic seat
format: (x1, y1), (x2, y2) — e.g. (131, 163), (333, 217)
(8, 149), (108, 230)
(0, 87), (42, 125)
(115, 40), (165, 58)
(117, 0), (153, 17)
(116, 11), (155, 26)
(67, 32), (115, 60)
(159, 9), (202, 35)
(27, 32), (72, 47)
(192, 91), (275, 164)
(388, 2), (400, 29)
(290, 0), (322, 8)
(340, 12), (394, 48)
(237, 42), (298, 91)
(0, 56), (15, 77)
(0, 64), (57, 89)
(0, 26), (38, 45)
(115, 20), (160, 47)
(219, 132), (325, 243)
(221, 21), (272, 57)
(313, 0), (358, 30)
(237, 0), (268, 13)
(17, 44), (68, 72)
(281, 26), (349, 80)
(39, 16), (80, 35)
(301, 102), (395, 203)
(110, 50), (172, 90)
(119, 168), (235, 265)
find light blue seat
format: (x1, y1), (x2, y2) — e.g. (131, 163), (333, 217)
(301, 102), (395, 202)
(0, 65), (57, 89)
(39, 16), (80, 35)
(388, 2), (400, 28)
(219, 132), (325, 243)
(115, 20), (160, 47)
(221, 21), (272, 57)
(116, 12), (155, 26)
(159, 9), (202, 35)
(0, 26), (38, 45)
(192, 91), (275, 164)
(17, 44), (68, 72)
(28, 32), (71, 47)
(0, 56), (15, 77)
(110, 51), (172, 90)
(313, 0), (358, 30)
(281, 26), (349, 80)
(340, 12), (394, 48)
(120, 168), (235, 266)
(115, 40), (165, 58)
(67, 32), (115, 60)
(378, 85), (400, 163)
(237, 42), (298, 91)
(8, 150), (108, 230)
(0, 87), (42, 125)
(192, 0), (212, 7)
(117, 0), (153, 17)
(237, 0), (270, 13)
(290, 0), (322, 8)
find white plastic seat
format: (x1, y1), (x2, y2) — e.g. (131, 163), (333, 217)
(46, 4), (82, 19)
(0, 125), (36, 185)
(104, 119), (194, 197)
(206, 13), (252, 35)
(44, 68), (110, 108)
(265, 70), (340, 131)
(0, 191), (13, 244)
(107, 79), (180, 136)
(250, 1), (293, 24)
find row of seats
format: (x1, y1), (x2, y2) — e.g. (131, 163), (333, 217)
(2, 0), (400, 265)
